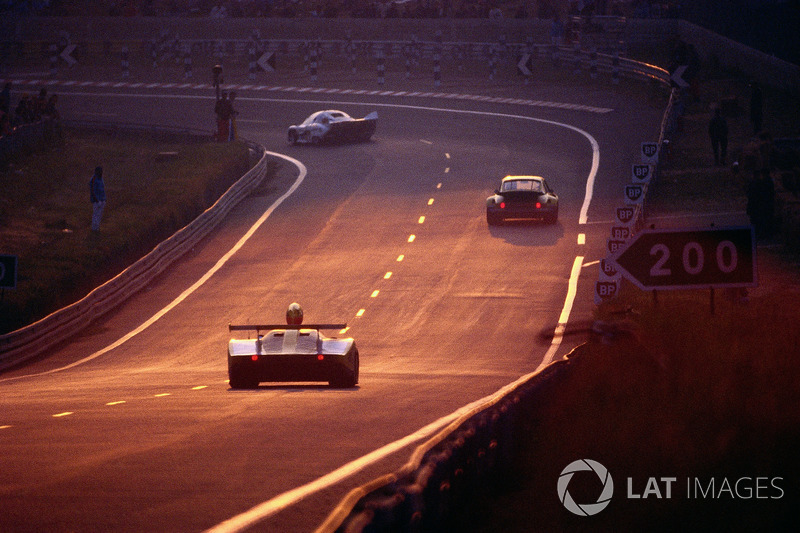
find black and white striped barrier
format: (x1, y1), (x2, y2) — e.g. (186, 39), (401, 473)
(121, 46), (129, 78)
(49, 43), (58, 75)
(248, 46), (257, 80)
(309, 44), (318, 82)
(376, 45), (385, 86)
(183, 47), (192, 79)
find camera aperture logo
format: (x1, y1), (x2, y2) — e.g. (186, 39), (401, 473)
(558, 459), (614, 516)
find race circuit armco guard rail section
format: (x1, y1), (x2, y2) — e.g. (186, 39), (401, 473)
(0, 128), (269, 371)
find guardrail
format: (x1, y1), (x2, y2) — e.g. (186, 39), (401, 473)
(0, 125), (269, 371)
(315, 64), (679, 533)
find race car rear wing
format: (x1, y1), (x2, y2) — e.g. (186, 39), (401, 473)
(229, 324), (347, 333)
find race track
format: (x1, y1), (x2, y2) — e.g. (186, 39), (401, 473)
(0, 81), (665, 532)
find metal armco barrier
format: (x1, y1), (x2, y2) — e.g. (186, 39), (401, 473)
(318, 358), (573, 533)
(0, 127), (269, 371)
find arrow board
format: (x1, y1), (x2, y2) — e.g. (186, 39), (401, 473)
(60, 44), (77, 66)
(517, 53), (532, 76)
(609, 226), (757, 291)
(670, 64), (690, 88)
(257, 51), (276, 72)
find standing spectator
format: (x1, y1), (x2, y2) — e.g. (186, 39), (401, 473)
(214, 91), (232, 142)
(0, 82), (10, 116)
(228, 91), (238, 141)
(34, 88), (48, 121)
(708, 107), (728, 166)
(749, 81), (763, 134)
(90, 166), (107, 232)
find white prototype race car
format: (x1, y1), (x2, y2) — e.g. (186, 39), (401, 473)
(287, 109), (378, 145)
(227, 303), (359, 389)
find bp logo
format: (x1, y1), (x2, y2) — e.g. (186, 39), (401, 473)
(558, 459), (614, 516)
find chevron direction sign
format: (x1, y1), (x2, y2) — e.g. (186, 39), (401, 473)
(609, 226), (757, 290)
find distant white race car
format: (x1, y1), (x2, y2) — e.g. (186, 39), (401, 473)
(227, 303), (359, 389)
(287, 109), (378, 145)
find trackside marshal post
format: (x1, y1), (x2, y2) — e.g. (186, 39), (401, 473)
(609, 226), (756, 291)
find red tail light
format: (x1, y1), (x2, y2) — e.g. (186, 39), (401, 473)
(251, 355), (259, 361)
(499, 202), (506, 209)
(317, 354), (325, 361)
(536, 202), (542, 209)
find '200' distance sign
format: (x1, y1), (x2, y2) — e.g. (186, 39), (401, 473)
(608, 226), (756, 290)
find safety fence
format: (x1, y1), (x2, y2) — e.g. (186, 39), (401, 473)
(0, 125), (269, 370)
(317, 355), (574, 533)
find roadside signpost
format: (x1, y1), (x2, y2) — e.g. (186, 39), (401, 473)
(631, 164), (651, 183)
(640, 142), (658, 164)
(608, 226), (757, 291)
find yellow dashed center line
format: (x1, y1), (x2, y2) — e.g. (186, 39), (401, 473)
(397, 254), (404, 262)
(356, 309), (365, 317)
(1, 425), (12, 430)
(154, 393), (171, 398)
(106, 401), (126, 406)
(53, 412), (73, 418)
(408, 235), (416, 243)
(418, 216), (425, 224)
(578, 233), (586, 245)
(370, 290), (380, 298)
(192, 385), (208, 390)
(428, 198), (434, 205)
(384, 271), (392, 279)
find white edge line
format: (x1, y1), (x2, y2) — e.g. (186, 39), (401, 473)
(202, 101), (600, 532)
(0, 152), (307, 382)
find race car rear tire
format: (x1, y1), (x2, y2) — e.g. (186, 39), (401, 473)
(288, 130), (299, 145)
(229, 372), (259, 389)
(329, 349), (359, 388)
(486, 211), (502, 226)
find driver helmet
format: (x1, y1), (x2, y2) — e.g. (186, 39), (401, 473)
(286, 302), (303, 325)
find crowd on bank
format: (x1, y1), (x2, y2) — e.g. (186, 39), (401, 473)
(0, 84), (62, 166)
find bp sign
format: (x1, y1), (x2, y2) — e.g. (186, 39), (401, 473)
(0, 254), (17, 289)
(609, 226), (756, 290)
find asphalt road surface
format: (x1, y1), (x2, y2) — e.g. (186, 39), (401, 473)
(0, 80), (665, 532)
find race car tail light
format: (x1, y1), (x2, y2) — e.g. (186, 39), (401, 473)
(499, 202), (506, 209)
(251, 355), (259, 361)
(536, 202), (542, 209)
(317, 354), (325, 361)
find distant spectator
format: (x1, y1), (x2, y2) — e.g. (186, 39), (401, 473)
(550, 17), (565, 45)
(228, 91), (238, 141)
(43, 94), (60, 120)
(0, 109), (11, 136)
(708, 107), (728, 166)
(746, 169), (775, 239)
(214, 91), (232, 142)
(750, 81), (764, 134)
(90, 166), (107, 232)
(34, 88), (48, 121)
(0, 82), (10, 115)
(14, 95), (34, 124)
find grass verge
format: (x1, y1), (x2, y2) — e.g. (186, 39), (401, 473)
(0, 128), (255, 334)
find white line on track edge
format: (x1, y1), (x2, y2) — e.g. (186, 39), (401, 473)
(0, 152), (307, 383)
(204, 107), (600, 532)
